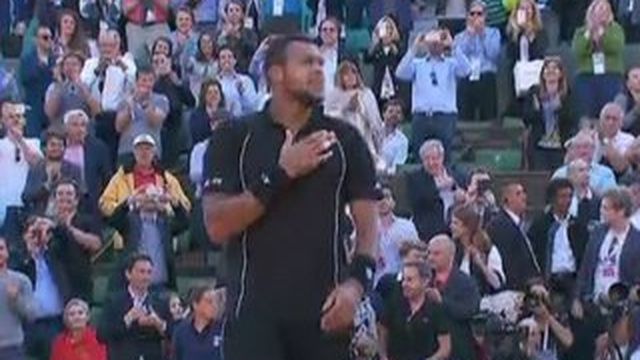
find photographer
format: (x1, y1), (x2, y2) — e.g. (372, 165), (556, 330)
(44, 52), (101, 129)
(99, 134), (190, 291)
(15, 216), (72, 360)
(517, 280), (574, 360)
(396, 27), (470, 160)
(462, 168), (499, 227)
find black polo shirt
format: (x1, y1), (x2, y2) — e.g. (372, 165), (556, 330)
(380, 291), (450, 360)
(172, 318), (223, 360)
(204, 106), (378, 320)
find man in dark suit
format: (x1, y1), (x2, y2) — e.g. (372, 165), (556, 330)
(486, 182), (541, 291)
(15, 215), (73, 360)
(529, 178), (589, 303)
(426, 234), (480, 360)
(408, 139), (466, 241)
(98, 253), (171, 360)
(63, 109), (112, 216)
(571, 187), (640, 359)
(22, 128), (83, 216)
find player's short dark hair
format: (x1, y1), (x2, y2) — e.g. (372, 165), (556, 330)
(264, 34), (317, 75)
(126, 253), (154, 271)
(545, 178), (573, 204)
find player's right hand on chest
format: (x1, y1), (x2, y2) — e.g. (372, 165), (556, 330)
(279, 130), (336, 178)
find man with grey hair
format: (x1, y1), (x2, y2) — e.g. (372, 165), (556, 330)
(566, 158), (601, 223)
(552, 131), (616, 196)
(408, 139), (467, 241)
(594, 102), (634, 175)
(81, 29), (137, 112)
(426, 234), (480, 360)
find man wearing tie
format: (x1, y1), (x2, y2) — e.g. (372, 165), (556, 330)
(571, 187), (640, 359)
(486, 182), (541, 290)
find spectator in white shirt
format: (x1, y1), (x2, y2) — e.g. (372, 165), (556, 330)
(379, 98), (409, 175)
(595, 102), (635, 176)
(318, 17), (342, 97)
(0, 102), (42, 228)
(80, 29), (136, 113)
(376, 185), (420, 282)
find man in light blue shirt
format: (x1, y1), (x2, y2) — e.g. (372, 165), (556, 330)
(396, 28), (471, 161)
(217, 46), (259, 117)
(453, 0), (501, 121)
(552, 131), (617, 195)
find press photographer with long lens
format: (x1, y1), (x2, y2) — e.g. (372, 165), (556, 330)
(516, 280), (574, 360)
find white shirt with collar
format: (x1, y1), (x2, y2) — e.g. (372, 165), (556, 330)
(380, 128), (408, 173)
(594, 224), (630, 298)
(504, 208), (521, 227)
(0, 137), (42, 225)
(551, 214), (576, 274)
(376, 215), (420, 283)
(321, 46), (338, 96)
(80, 53), (137, 111)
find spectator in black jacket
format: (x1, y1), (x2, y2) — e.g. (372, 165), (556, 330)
(98, 253), (171, 360)
(427, 234), (480, 360)
(506, 0), (547, 65)
(363, 16), (406, 103)
(567, 158), (601, 225)
(63, 109), (112, 216)
(408, 139), (467, 241)
(522, 57), (575, 170)
(486, 182), (541, 290)
(528, 178), (589, 307)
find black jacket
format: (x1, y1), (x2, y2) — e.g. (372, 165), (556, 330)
(97, 289), (171, 360)
(486, 209), (541, 291)
(441, 269), (480, 360)
(22, 159), (83, 215)
(15, 244), (73, 306)
(575, 224), (640, 300)
(522, 86), (576, 151)
(81, 136), (113, 215)
(363, 41), (405, 101)
(528, 211), (589, 279)
(407, 167), (466, 241)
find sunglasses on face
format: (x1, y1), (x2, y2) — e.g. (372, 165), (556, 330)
(469, 11), (484, 16)
(39, 34), (51, 41)
(430, 71), (438, 86)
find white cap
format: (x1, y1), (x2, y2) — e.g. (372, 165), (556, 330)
(133, 133), (156, 147)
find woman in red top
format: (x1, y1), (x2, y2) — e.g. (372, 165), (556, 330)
(50, 298), (107, 360)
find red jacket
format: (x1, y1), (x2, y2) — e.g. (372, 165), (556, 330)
(50, 327), (107, 360)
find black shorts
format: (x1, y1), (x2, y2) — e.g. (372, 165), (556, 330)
(223, 306), (350, 360)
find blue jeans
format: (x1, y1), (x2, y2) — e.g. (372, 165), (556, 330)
(411, 112), (457, 162)
(574, 73), (623, 118)
(0, 346), (25, 360)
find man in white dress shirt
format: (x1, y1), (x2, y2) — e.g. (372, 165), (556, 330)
(379, 99), (409, 174)
(0, 102), (42, 229)
(376, 185), (420, 282)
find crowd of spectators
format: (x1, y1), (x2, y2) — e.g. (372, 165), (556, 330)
(0, 0), (639, 360)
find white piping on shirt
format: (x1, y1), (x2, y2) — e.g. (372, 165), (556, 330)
(234, 131), (252, 318)
(333, 139), (347, 285)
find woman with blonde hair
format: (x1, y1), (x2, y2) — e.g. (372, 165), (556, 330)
(522, 56), (576, 170)
(507, 0), (546, 62)
(572, 0), (625, 118)
(363, 15), (405, 102)
(450, 204), (505, 295)
(50, 298), (106, 360)
(324, 59), (384, 161)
